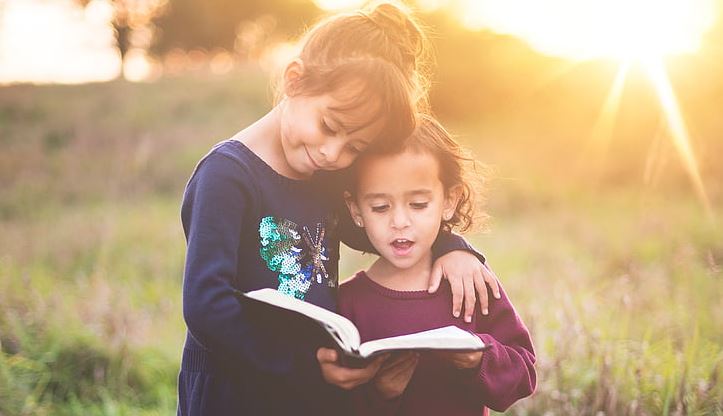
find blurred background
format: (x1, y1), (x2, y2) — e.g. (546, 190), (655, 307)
(0, 0), (721, 414)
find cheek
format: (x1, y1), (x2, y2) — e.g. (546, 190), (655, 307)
(341, 154), (358, 169)
(330, 152), (358, 171)
(420, 209), (444, 234)
(362, 216), (387, 241)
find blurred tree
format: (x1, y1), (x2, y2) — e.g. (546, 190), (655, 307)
(151, 0), (319, 55)
(75, 0), (167, 79)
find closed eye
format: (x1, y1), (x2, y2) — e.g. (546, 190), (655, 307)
(346, 143), (363, 154)
(321, 119), (336, 135)
(410, 202), (429, 209)
(371, 205), (389, 213)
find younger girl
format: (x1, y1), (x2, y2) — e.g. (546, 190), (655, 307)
(176, 4), (498, 415)
(340, 115), (536, 415)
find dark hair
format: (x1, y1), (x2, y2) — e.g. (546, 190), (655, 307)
(277, 2), (432, 148)
(350, 114), (487, 233)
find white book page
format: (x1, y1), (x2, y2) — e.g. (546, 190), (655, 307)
(244, 288), (361, 352)
(357, 325), (484, 358)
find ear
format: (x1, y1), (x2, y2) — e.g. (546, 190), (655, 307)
(344, 191), (364, 227)
(442, 184), (463, 222)
(282, 58), (305, 97)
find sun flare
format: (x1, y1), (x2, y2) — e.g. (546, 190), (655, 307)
(458, 0), (717, 61)
(456, 0), (715, 216)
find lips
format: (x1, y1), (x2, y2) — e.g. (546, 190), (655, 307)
(390, 238), (414, 256)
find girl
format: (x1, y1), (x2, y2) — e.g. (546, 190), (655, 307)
(340, 115), (536, 415)
(177, 4), (498, 415)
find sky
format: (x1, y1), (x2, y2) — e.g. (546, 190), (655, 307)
(0, 0), (119, 84)
(0, 0), (719, 84)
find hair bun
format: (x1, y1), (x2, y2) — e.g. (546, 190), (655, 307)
(366, 3), (426, 75)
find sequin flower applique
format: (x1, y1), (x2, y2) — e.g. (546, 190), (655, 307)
(258, 216), (336, 300)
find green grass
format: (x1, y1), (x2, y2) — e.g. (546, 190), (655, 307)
(0, 72), (721, 415)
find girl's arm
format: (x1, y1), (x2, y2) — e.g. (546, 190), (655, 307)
(439, 283), (536, 412)
(184, 153), (382, 392)
(182, 153), (312, 376)
(327, 170), (500, 321)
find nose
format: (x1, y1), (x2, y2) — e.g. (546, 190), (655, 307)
(318, 139), (344, 165)
(390, 206), (411, 230)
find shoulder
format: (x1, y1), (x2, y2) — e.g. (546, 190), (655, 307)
(338, 272), (369, 302)
(184, 140), (267, 199)
(337, 272), (369, 318)
(192, 140), (258, 179)
(339, 271), (365, 294)
(181, 140), (263, 217)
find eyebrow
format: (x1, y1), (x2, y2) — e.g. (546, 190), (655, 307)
(362, 189), (433, 201)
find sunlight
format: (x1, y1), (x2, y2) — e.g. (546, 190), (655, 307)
(313, 0), (366, 11)
(458, 0), (716, 61)
(644, 59), (713, 218)
(580, 63), (630, 173)
(457, 0), (715, 215)
(0, 0), (119, 84)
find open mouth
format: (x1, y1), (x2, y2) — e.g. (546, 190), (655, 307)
(390, 238), (414, 256)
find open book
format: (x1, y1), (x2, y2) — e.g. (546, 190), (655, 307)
(236, 288), (486, 367)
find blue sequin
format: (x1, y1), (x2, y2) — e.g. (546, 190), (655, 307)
(259, 216), (335, 299)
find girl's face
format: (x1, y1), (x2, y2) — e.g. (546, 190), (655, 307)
(278, 85), (383, 179)
(346, 150), (460, 271)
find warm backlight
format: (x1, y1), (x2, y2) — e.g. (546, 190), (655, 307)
(458, 0), (716, 61)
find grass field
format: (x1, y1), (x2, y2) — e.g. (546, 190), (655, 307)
(0, 72), (721, 415)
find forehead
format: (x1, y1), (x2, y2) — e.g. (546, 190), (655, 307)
(357, 150), (442, 195)
(322, 82), (386, 138)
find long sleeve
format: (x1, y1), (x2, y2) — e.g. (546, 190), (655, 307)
(460, 284), (536, 411)
(181, 152), (298, 375)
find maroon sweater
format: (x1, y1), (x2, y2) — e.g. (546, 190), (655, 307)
(338, 271), (536, 415)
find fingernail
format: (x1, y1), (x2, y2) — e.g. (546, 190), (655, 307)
(453, 310), (460, 317)
(465, 316), (472, 323)
(495, 293), (501, 299)
(482, 308), (489, 315)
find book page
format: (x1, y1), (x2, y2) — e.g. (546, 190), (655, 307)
(357, 326), (485, 358)
(243, 288), (361, 352)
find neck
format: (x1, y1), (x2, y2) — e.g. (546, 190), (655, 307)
(232, 105), (286, 169)
(366, 251), (433, 291)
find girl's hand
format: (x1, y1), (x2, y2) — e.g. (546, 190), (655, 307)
(434, 350), (483, 370)
(316, 347), (388, 390)
(374, 352), (419, 399)
(429, 252), (501, 322)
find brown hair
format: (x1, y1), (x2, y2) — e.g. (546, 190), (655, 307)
(279, 2), (431, 149)
(351, 114), (487, 233)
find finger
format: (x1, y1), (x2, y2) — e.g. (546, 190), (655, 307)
(339, 365), (382, 389)
(463, 273), (477, 323)
(473, 268), (489, 316)
(368, 354), (391, 373)
(376, 353), (392, 364)
(428, 262), (443, 293)
(448, 272), (463, 318)
(394, 353), (420, 376)
(482, 263), (501, 299)
(384, 354), (419, 380)
(316, 347), (338, 364)
(379, 353), (416, 372)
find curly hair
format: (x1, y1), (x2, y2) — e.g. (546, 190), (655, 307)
(351, 114), (487, 233)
